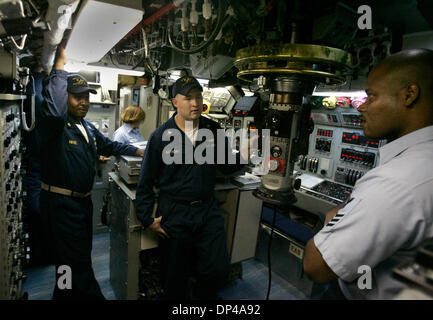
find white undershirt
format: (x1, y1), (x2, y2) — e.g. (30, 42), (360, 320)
(185, 126), (198, 147)
(75, 123), (89, 143)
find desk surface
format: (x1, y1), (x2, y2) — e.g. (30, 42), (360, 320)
(108, 172), (260, 201)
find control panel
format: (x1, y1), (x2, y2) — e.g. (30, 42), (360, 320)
(294, 96), (386, 208)
(268, 137), (289, 176)
(231, 96), (260, 131)
(0, 97), (27, 299)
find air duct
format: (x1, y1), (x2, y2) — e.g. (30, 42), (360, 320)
(42, 0), (80, 71)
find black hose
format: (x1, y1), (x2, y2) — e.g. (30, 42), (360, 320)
(168, 0), (227, 54)
(266, 206), (277, 300)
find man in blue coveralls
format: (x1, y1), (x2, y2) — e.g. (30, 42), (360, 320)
(135, 75), (247, 299)
(40, 46), (144, 300)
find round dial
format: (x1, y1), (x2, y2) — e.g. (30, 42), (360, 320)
(271, 146), (282, 158)
(269, 159), (279, 171)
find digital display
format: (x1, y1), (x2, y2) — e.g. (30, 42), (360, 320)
(342, 132), (380, 148)
(340, 148), (376, 167)
(342, 114), (362, 126)
(317, 129), (333, 137)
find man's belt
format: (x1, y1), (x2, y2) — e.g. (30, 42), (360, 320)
(159, 192), (205, 207)
(41, 183), (91, 198)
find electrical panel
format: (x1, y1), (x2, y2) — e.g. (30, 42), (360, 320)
(0, 96), (27, 299)
(294, 98), (385, 210)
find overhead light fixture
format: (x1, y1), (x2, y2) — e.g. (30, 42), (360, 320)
(65, 61), (144, 76)
(85, 65), (144, 76)
(168, 74), (209, 86)
(205, 87), (228, 94)
(312, 90), (367, 97)
(169, 75), (180, 81)
(197, 78), (209, 86)
(66, 0), (143, 63)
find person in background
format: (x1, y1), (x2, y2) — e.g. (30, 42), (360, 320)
(112, 105), (146, 144)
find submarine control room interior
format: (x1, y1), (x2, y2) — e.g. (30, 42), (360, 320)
(0, 0), (433, 301)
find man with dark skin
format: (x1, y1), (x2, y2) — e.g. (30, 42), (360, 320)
(303, 49), (433, 299)
(40, 46), (144, 299)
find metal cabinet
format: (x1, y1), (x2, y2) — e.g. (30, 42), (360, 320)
(0, 95), (25, 300)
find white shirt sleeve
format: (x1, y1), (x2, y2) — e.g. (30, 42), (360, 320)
(112, 128), (127, 144)
(112, 129), (120, 142)
(314, 172), (425, 282)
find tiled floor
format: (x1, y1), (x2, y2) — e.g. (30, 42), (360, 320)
(23, 232), (308, 300)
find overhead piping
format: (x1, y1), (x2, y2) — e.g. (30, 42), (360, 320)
(41, 0), (80, 71)
(122, 0), (188, 42)
(167, 0), (227, 54)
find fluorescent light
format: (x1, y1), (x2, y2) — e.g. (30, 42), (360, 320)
(197, 78), (209, 86)
(64, 60), (88, 73)
(65, 61), (144, 76)
(168, 75), (209, 86)
(205, 87), (228, 94)
(312, 90), (367, 97)
(120, 87), (131, 96)
(84, 65), (144, 76)
(169, 70), (181, 77)
(66, 0), (143, 63)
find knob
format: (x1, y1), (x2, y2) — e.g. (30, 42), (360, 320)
(271, 146), (282, 158)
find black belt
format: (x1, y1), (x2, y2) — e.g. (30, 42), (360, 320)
(159, 192), (205, 207)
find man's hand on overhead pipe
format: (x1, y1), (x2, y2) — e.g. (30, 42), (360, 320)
(54, 45), (67, 71)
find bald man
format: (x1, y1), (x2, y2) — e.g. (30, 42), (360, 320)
(303, 49), (433, 299)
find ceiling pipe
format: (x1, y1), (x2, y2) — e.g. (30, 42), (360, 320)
(41, 0), (80, 71)
(122, 0), (188, 42)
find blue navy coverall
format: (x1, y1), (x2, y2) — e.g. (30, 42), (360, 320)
(40, 69), (138, 300)
(135, 113), (243, 299)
